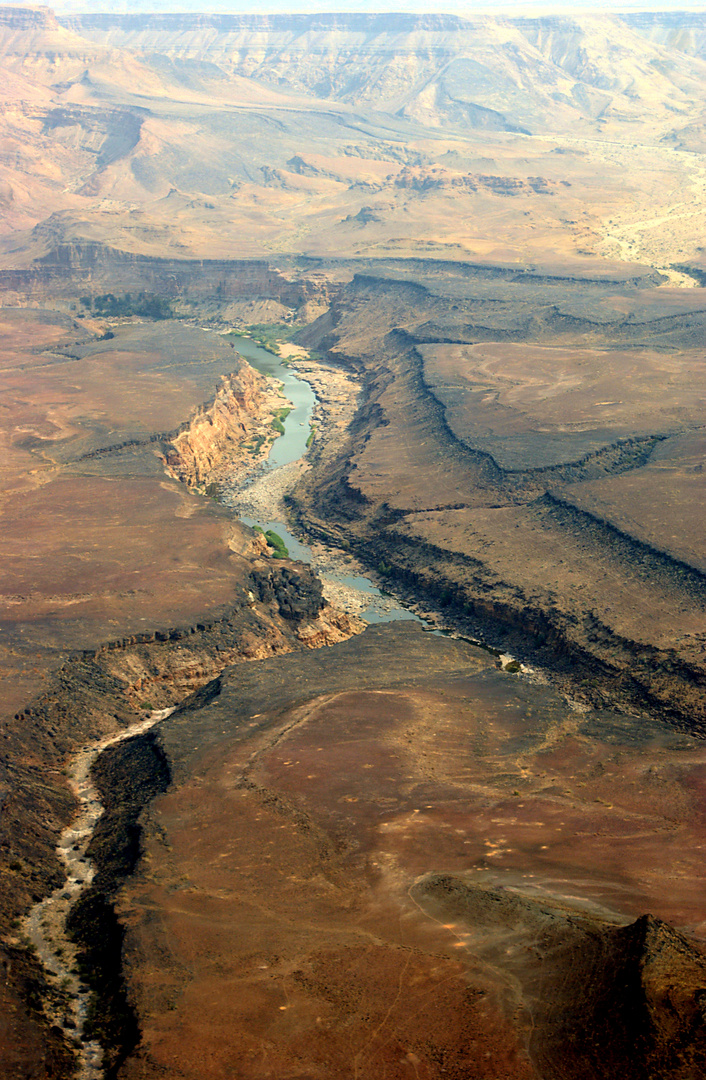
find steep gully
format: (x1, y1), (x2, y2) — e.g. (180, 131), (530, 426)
(22, 711), (174, 1080)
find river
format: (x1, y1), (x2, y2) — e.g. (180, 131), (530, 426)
(19, 335), (488, 1078)
(21, 336), (426, 1076)
(222, 335), (422, 626)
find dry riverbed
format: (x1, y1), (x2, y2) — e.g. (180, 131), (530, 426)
(20, 709), (174, 1080)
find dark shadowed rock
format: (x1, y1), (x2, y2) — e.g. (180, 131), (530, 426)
(413, 875), (706, 1080)
(250, 562), (324, 621)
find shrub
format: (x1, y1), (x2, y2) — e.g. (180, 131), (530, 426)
(85, 292), (174, 320)
(271, 406), (291, 435)
(264, 530), (289, 559)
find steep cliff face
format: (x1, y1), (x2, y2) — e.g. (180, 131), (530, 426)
(1, 243), (312, 305)
(0, 6), (58, 31)
(291, 270), (706, 731)
(618, 11), (706, 61)
(163, 364), (280, 489)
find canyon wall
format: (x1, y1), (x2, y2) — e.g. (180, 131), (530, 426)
(164, 364), (275, 489)
(0, 243), (313, 306)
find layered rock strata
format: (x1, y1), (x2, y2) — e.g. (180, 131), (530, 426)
(163, 365), (283, 489)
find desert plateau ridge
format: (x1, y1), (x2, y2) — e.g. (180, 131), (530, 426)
(0, 5), (705, 1079)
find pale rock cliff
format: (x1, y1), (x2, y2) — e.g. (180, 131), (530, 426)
(164, 362), (280, 489)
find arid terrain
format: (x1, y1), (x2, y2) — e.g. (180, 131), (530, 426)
(0, 5), (705, 1079)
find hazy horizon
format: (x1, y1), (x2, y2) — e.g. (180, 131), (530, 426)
(12, 0), (706, 17)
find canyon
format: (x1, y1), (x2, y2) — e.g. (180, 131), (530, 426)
(0, 6), (705, 1079)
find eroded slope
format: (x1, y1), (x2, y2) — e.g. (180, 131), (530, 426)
(3, 7), (706, 273)
(292, 268), (706, 728)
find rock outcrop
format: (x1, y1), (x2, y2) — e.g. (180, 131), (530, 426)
(355, 165), (571, 196)
(413, 874), (706, 1080)
(0, 5), (58, 30)
(250, 562), (324, 621)
(0, 243), (318, 309)
(164, 365), (277, 489)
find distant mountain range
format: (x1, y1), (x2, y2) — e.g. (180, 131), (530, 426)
(2, 4), (706, 270)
